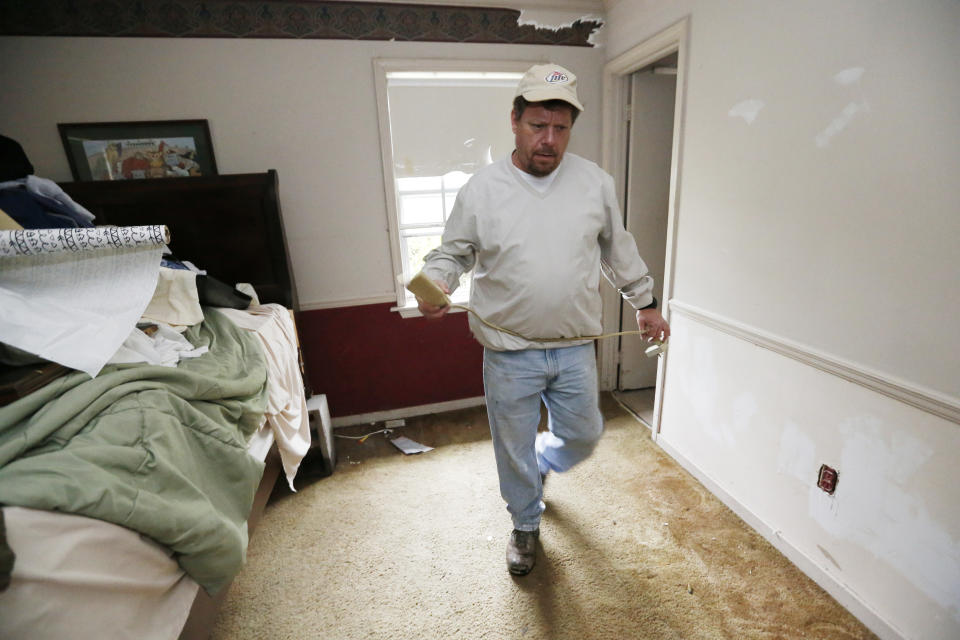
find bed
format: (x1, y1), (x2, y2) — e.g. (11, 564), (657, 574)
(0, 170), (309, 640)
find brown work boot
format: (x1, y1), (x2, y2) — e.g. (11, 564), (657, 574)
(506, 528), (539, 575)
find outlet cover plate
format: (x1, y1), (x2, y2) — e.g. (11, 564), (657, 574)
(817, 464), (839, 494)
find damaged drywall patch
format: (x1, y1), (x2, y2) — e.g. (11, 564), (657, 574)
(676, 332), (727, 445)
(815, 102), (864, 147)
(728, 99), (766, 125)
(809, 416), (960, 620)
(833, 66), (865, 86)
(777, 421), (816, 483)
(517, 9), (605, 46)
(815, 67), (870, 148)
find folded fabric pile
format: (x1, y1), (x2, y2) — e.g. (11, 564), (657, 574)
(0, 135), (95, 229)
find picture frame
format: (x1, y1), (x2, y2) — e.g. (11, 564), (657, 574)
(58, 119), (218, 182)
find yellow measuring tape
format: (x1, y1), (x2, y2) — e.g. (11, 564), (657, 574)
(407, 273), (667, 353)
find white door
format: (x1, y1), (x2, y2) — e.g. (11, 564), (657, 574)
(618, 67), (676, 390)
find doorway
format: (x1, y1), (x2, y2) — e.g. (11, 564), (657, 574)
(614, 55), (677, 427)
(598, 18), (689, 436)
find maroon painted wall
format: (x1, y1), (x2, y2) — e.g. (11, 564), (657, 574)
(297, 303), (484, 418)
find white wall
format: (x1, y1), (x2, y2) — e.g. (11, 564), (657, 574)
(0, 36), (604, 310)
(606, 1), (960, 638)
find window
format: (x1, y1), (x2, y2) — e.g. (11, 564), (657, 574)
(396, 171), (469, 287)
(374, 59), (528, 313)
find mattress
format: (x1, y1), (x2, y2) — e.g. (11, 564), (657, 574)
(0, 303), (310, 640)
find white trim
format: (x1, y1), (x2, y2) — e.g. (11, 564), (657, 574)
(387, 71), (524, 88)
(372, 58), (407, 309)
(393, 304), (467, 319)
(298, 294), (396, 311)
(332, 395), (486, 428)
(372, 57), (542, 310)
(598, 17), (691, 441)
(670, 300), (960, 425)
(654, 437), (906, 640)
(296, 297), (469, 315)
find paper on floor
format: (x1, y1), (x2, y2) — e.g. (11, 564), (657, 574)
(390, 436), (434, 455)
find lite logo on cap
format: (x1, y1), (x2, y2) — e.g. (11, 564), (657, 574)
(515, 62), (584, 111)
(545, 71), (569, 84)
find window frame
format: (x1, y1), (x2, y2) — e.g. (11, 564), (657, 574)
(373, 58), (532, 316)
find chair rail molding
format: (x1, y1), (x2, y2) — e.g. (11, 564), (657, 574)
(669, 299), (960, 425)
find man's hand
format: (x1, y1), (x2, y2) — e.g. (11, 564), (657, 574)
(636, 308), (670, 343)
(417, 280), (451, 319)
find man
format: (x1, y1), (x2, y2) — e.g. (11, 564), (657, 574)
(415, 63), (670, 576)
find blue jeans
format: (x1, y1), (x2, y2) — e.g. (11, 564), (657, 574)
(482, 343), (604, 531)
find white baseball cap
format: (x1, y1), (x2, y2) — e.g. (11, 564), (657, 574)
(515, 63), (584, 112)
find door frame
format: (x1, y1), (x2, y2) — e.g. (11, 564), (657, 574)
(597, 17), (689, 437)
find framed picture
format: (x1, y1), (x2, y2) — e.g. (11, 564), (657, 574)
(58, 119), (218, 182)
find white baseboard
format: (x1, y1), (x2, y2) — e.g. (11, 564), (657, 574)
(331, 396), (486, 428)
(654, 437), (906, 640)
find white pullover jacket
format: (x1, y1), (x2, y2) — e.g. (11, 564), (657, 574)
(421, 153), (654, 351)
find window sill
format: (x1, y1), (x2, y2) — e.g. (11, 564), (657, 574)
(391, 303), (467, 319)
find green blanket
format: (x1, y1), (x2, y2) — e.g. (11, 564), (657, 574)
(0, 309), (268, 595)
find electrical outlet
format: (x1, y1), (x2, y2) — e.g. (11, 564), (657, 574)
(817, 464), (839, 495)
(385, 418), (405, 428)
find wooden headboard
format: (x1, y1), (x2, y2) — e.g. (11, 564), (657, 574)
(60, 170), (298, 310)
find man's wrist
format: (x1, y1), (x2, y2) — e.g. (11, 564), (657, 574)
(638, 296), (658, 311)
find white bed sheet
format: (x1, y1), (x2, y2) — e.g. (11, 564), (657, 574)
(0, 506), (200, 640)
(217, 303), (312, 491)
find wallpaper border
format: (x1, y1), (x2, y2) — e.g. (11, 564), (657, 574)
(0, 1), (601, 46)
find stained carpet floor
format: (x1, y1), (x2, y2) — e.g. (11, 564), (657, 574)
(213, 394), (877, 640)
